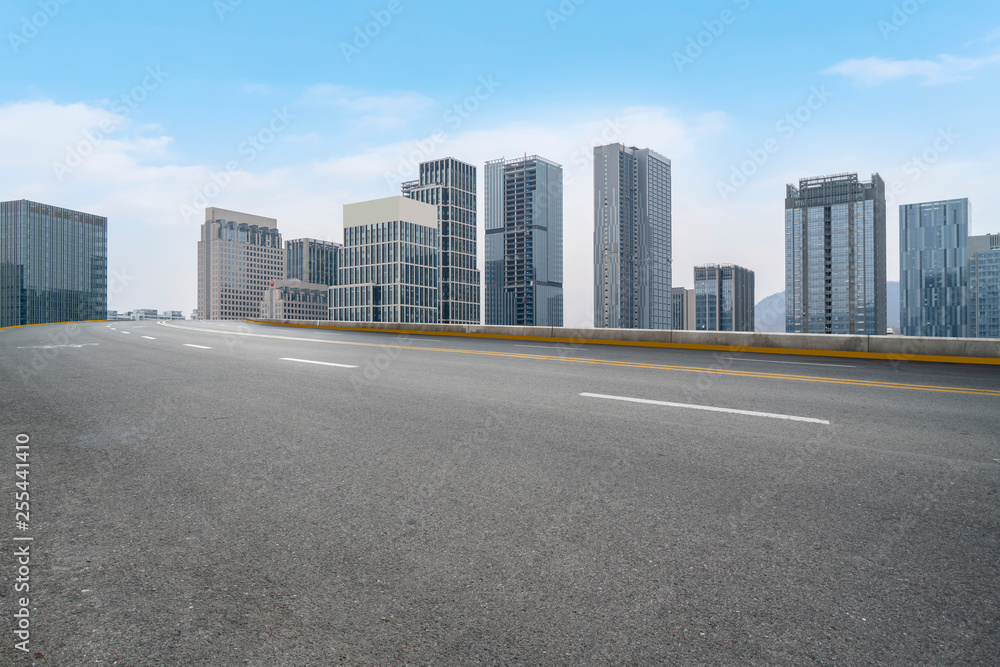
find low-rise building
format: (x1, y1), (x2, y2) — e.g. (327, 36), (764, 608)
(261, 279), (330, 320)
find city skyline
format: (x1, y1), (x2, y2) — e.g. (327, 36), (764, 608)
(2, 2), (999, 325)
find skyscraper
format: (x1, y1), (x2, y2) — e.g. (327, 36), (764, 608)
(899, 199), (969, 338)
(484, 155), (563, 327)
(671, 287), (695, 331)
(969, 232), (1000, 339)
(330, 196), (439, 324)
(197, 207), (284, 321)
(593, 144), (672, 329)
(694, 264), (755, 332)
(286, 238), (340, 287)
(402, 158), (480, 324)
(785, 173), (887, 335)
(0, 200), (107, 327)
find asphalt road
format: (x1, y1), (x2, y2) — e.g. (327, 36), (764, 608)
(1, 319), (998, 665)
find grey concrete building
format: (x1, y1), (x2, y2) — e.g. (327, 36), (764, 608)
(785, 173), (887, 335)
(899, 199), (969, 338)
(286, 238), (340, 287)
(484, 155), (563, 326)
(1, 199), (107, 327)
(671, 286), (696, 330)
(197, 208), (284, 321)
(694, 264), (755, 332)
(969, 232), (1000, 338)
(261, 279), (330, 320)
(331, 197), (439, 324)
(402, 158), (480, 324)
(594, 144), (672, 329)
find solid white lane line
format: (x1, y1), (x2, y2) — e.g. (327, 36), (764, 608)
(280, 357), (358, 369)
(514, 344), (584, 351)
(580, 393), (830, 425)
(142, 336), (157, 340)
(184, 344), (212, 349)
(722, 357), (856, 369)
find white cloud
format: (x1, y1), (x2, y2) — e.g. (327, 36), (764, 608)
(964, 28), (1000, 48)
(298, 84), (436, 131)
(285, 132), (323, 146)
(825, 54), (1000, 86)
(242, 83), (273, 95)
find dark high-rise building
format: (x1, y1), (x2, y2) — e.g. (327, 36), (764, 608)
(594, 144), (672, 329)
(785, 173), (887, 335)
(484, 155), (563, 327)
(0, 200), (107, 327)
(899, 199), (969, 338)
(286, 238), (340, 287)
(694, 264), (755, 332)
(402, 158), (479, 324)
(969, 232), (1000, 339)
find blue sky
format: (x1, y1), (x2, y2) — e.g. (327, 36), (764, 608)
(2, 0), (999, 320)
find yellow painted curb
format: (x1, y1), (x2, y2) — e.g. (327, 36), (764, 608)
(245, 320), (1000, 366)
(0, 320), (108, 331)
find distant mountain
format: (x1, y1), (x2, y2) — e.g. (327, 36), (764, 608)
(755, 291), (786, 332)
(754, 282), (900, 332)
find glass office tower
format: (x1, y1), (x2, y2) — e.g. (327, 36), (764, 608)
(0, 199), (107, 327)
(484, 155), (563, 327)
(593, 144), (672, 329)
(969, 233), (1000, 339)
(330, 196), (439, 324)
(286, 238), (340, 287)
(694, 264), (755, 332)
(402, 158), (480, 324)
(785, 173), (887, 335)
(899, 199), (969, 338)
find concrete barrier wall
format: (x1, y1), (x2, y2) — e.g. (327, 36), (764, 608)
(246, 319), (1000, 363)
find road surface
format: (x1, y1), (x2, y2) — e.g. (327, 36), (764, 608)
(1, 320), (998, 665)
